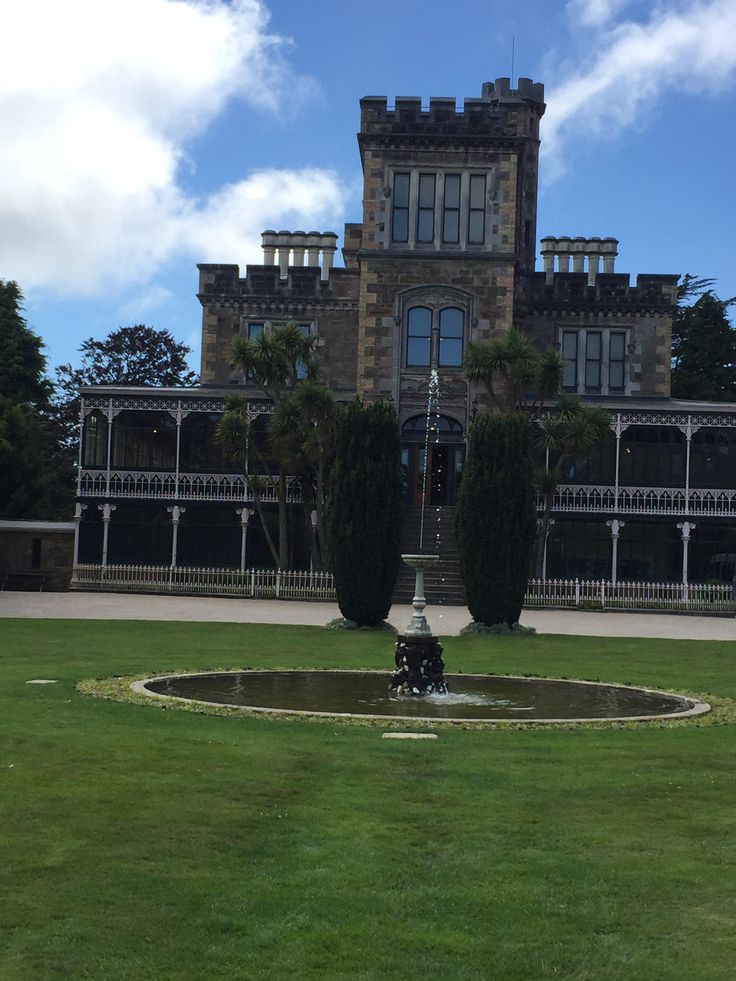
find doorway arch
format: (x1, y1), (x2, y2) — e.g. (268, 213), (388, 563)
(401, 414), (465, 506)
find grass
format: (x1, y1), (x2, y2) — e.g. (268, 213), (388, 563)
(2, 618), (736, 980)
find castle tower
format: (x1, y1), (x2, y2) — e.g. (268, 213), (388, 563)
(354, 77), (546, 415)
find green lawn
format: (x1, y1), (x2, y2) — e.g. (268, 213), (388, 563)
(2, 618), (736, 980)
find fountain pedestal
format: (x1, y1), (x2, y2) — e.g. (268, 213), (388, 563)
(390, 555), (448, 696)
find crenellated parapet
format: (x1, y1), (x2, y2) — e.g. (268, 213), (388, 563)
(359, 77), (545, 142)
(520, 269), (679, 313)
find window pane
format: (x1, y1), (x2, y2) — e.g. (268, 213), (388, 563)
(393, 173), (410, 207)
(408, 307), (432, 336)
(586, 332), (601, 359)
(440, 308), (463, 338)
(469, 174), (486, 209)
(248, 323), (264, 341)
(407, 337), (431, 366)
(468, 211), (484, 244)
(392, 172), (410, 242)
(444, 174), (460, 208)
(610, 332), (625, 360)
(417, 210), (434, 242)
(442, 210), (459, 243)
(392, 209), (409, 242)
(439, 337), (463, 367)
(417, 174), (435, 242)
(609, 361), (624, 390)
(585, 332), (602, 389)
(418, 174), (435, 207)
(561, 331), (577, 389)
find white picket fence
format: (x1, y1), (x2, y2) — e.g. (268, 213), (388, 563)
(525, 578), (736, 613)
(72, 564), (336, 600)
(71, 564), (735, 612)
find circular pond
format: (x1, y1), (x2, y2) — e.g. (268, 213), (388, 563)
(134, 671), (709, 724)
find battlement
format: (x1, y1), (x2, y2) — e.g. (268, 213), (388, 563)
(197, 261), (358, 304)
(360, 77), (545, 138)
(521, 269), (679, 311)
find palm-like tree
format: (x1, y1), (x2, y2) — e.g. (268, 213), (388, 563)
(464, 328), (563, 412)
(217, 322), (334, 569)
(533, 395), (611, 577)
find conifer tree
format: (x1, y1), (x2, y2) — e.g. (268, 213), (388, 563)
(327, 401), (402, 626)
(455, 412), (536, 626)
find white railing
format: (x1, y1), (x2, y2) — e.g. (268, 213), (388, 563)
(525, 578), (735, 612)
(78, 470), (302, 503)
(548, 484), (736, 516)
(72, 564), (335, 600)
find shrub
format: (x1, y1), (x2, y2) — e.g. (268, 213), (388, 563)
(327, 401), (402, 626)
(455, 412), (536, 626)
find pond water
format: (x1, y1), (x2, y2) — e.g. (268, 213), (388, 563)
(141, 670), (707, 723)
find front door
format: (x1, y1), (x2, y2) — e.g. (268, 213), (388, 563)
(401, 444), (464, 506)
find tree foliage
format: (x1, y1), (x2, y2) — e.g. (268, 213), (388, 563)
(53, 325), (198, 451)
(0, 281), (73, 518)
(464, 327), (563, 412)
(455, 413), (537, 626)
(533, 396), (611, 576)
(327, 401), (402, 626)
(218, 322), (335, 569)
(671, 277), (736, 401)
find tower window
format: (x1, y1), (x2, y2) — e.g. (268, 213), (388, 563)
(389, 170), (491, 248)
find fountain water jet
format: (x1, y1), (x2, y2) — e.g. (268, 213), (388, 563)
(390, 370), (448, 696)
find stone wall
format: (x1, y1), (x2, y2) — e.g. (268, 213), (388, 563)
(0, 523), (75, 591)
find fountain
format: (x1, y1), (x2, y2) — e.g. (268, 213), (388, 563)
(389, 369), (448, 697)
(390, 554), (448, 696)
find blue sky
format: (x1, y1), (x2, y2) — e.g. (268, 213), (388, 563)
(3, 0), (736, 377)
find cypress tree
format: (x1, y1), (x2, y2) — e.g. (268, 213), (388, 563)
(327, 401), (402, 626)
(455, 412), (536, 626)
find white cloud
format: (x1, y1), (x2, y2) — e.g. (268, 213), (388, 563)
(119, 285), (174, 320)
(566, 0), (635, 28)
(545, 0), (736, 177)
(0, 0), (346, 295)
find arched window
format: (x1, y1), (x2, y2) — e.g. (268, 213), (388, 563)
(405, 305), (465, 368)
(402, 415), (464, 436)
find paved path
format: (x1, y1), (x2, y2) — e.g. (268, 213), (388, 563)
(1, 591), (734, 640)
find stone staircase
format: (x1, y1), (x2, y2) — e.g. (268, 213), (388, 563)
(392, 506), (466, 607)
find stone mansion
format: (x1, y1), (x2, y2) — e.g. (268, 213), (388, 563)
(74, 77), (736, 591)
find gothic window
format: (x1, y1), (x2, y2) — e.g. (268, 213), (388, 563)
(406, 305), (465, 369)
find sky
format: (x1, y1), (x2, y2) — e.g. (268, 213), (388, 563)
(2, 0), (736, 378)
